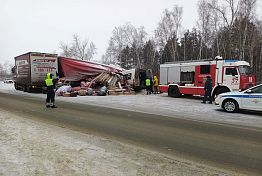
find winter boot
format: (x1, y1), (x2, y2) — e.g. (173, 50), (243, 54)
(46, 102), (50, 108)
(50, 103), (57, 108)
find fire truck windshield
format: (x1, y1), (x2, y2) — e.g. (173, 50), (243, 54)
(239, 65), (252, 75)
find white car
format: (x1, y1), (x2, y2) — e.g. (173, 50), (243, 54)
(215, 84), (262, 112)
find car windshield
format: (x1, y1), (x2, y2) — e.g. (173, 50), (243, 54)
(239, 65), (252, 75)
(250, 85), (262, 93)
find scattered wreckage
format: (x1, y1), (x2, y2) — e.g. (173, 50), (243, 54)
(13, 52), (136, 97)
(56, 72), (132, 97)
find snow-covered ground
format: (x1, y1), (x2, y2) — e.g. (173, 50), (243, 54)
(0, 82), (257, 175)
(0, 82), (261, 128)
(0, 108), (241, 176)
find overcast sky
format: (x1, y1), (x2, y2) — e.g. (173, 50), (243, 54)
(0, 0), (261, 64)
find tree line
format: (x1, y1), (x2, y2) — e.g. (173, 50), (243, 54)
(59, 0), (262, 83)
(0, 61), (13, 80)
(102, 0), (262, 83)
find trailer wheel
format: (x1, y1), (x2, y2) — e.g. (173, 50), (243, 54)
(42, 87), (47, 94)
(23, 85), (28, 92)
(168, 85), (181, 98)
(14, 82), (18, 90)
(27, 86), (32, 93)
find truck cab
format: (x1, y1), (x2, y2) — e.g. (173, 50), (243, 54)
(122, 68), (147, 91)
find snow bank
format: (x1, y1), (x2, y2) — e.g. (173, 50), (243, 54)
(0, 108), (238, 176)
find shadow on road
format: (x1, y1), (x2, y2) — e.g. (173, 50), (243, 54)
(214, 109), (262, 117)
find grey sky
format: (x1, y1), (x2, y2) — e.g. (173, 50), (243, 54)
(0, 0), (261, 64)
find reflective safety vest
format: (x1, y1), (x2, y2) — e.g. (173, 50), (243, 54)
(146, 79), (151, 86)
(45, 73), (53, 86)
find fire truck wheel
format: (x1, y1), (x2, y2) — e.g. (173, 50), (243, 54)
(168, 85), (181, 98)
(212, 87), (230, 100)
(222, 99), (239, 113)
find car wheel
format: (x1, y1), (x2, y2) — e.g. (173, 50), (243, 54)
(222, 99), (239, 113)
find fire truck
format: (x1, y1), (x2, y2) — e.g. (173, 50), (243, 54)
(159, 56), (256, 99)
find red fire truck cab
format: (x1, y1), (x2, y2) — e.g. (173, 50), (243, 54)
(159, 56), (256, 98)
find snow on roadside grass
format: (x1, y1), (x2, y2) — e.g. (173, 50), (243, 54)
(0, 82), (262, 128)
(0, 108), (240, 176)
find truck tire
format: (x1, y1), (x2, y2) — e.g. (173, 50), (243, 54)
(42, 88), (47, 94)
(14, 82), (18, 90)
(27, 86), (32, 93)
(212, 87), (230, 101)
(23, 85), (28, 92)
(168, 85), (181, 98)
(222, 99), (239, 113)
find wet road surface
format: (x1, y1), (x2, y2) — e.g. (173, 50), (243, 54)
(1, 92), (261, 175)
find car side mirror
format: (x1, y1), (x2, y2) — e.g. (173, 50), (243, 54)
(245, 89), (252, 93)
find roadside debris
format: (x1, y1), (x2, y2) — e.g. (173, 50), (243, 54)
(56, 72), (133, 97)
(12, 52), (143, 97)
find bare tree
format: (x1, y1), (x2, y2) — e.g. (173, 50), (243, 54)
(238, 0), (257, 19)
(209, 0), (223, 56)
(103, 24), (132, 65)
(198, 0), (212, 59)
(207, 0), (240, 27)
(103, 39), (119, 65)
(238, 0), (257, 61)
(198, 0), (229, 59)
(0, 60), (13, 79)
(154, 5), (183, 61)
(206, 0), (241, 59)
(103, 23), (147, 67)
(60, 34), (96, 61)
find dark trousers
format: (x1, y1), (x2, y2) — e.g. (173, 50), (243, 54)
(46, 92), (55, 105)
(203, 90), (212, 103)
(146, 86), (152, 94)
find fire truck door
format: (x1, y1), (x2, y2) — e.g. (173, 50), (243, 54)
(223, 67), (240, 91)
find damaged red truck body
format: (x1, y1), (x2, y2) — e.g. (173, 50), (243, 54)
(13, 52), (121, 92)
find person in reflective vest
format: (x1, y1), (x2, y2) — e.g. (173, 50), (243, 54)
(146, 78), (152, 95)
(45, 73), (57, 108)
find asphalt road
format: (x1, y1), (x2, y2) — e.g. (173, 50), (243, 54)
(1, 92), (262, 175)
